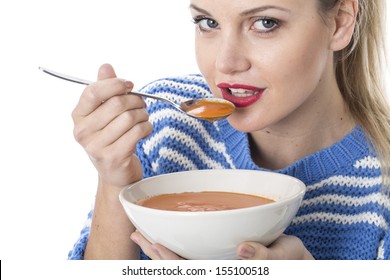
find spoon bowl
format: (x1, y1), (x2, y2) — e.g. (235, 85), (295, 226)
(39, 67), (235, 122)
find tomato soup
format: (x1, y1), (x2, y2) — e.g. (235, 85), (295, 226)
(136, 191), (274, 212)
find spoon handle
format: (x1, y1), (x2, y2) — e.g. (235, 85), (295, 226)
(129, 91), (180, 109)
(38, 67), (180, 109)
(39, 67), (92, 85)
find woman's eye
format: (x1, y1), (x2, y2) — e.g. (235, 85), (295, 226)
(193, 17), (219, 31)
(253, 18), (278, 32)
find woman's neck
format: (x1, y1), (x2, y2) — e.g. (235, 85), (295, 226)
(249, 90), (356, 170)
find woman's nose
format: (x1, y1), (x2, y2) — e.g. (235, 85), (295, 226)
(215, 34), (251, 75)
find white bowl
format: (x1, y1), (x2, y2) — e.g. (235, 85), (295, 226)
(119, 169), (305, 260)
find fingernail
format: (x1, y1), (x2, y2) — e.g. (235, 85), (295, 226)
(124, 80), (134, 89)
(239, 245), (255, 259)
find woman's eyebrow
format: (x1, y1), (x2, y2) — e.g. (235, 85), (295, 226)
(189, 4), (212, 16)
(240, 6), (291, 16)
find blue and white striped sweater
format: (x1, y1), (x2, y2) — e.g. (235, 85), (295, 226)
(68, 74), (390, 260)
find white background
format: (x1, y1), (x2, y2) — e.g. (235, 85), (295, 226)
(0, 0), (389, 266)
(0, 0), (198, 262)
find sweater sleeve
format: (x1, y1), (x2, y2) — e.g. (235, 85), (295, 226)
(67, 210), (93, 260)
(66, 109), (154, 260)
(379, 230), (390, 259)
(378, 193), (390, 260)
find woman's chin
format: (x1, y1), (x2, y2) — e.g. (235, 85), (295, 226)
(226, 112), (266, 133)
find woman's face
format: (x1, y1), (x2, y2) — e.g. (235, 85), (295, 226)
(190, 0), (337, 132)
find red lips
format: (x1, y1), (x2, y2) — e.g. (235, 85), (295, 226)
(217, 83), (264, 108)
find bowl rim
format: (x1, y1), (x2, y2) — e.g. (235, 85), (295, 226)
(119, 169), (306, 216)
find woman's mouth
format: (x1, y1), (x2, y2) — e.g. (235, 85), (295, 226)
(217, 83), (265, 108)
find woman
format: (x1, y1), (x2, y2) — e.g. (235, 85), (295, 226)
(68, 0), (390, 260)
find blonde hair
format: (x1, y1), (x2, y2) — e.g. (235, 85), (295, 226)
(320, 0), (390, 190)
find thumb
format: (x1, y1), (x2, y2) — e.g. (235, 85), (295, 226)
(97, 63), (117, 81)
(237, 235), (314, 260)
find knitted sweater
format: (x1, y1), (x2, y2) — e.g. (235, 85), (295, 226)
(68, 74), (390, 260)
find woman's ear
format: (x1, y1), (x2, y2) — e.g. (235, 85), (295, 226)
(329, 0), (358, 51)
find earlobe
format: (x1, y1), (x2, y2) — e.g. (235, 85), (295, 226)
(329, 0), (358, 51)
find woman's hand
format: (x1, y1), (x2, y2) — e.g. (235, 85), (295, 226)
(130, 231), (313, 260)
(237, 235), (314, 260)
(130, 230), (185, 260)
(72, 64), (152, 187)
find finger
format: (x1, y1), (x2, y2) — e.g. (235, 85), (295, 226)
(130, 231), (162, 260)
(72, 78), (133, 119)
(237, 242), (269, 260)
(94, 95), (146, 132)
(104, 120), (153, 160)
(81, 114), (151, 167)
(267, 235), (314, 259)
(72, 63), (135, 119)
(237, 235), (314, 260)
(73, 94), (146, 144)
(130, 231), (183, 260)
(97, 63), (117, 80)
(151, 243), (184, 260)
(94, 108), (150, 148)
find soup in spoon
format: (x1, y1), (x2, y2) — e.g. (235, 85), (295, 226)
(181, 99), (236, 122)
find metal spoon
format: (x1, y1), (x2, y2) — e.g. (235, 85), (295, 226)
(39, 67), (235, 122)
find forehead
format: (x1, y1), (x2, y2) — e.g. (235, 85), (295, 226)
(189, 0), (316, 14)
